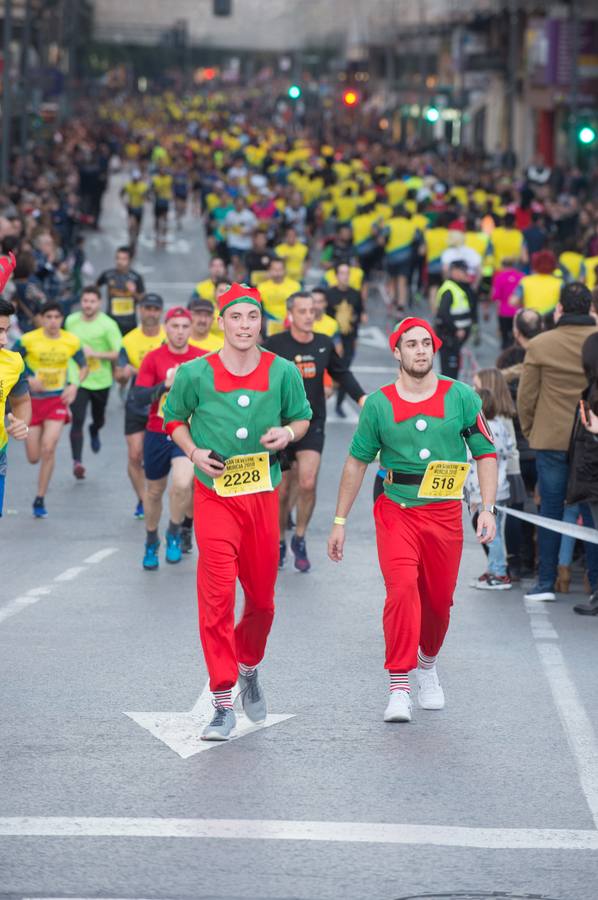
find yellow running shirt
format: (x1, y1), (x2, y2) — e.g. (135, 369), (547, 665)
(259, 277), (301, 323)
(313, 314), (339, 339)
(516, 274), (562, 314)
(121, 326), (166, 370)
(324, 266), (364, 291)
(189, 332), (223, 352)
(490, 227), (524, 267)
(0, 349), (27, 451)
(559, 251), (583, 283)
(424, 228), (449, 268)
(582, 256), (598, 290)
(152, 174), (173, 201)
(274, 242), (308, 282)
(123, 181), (148, 208)
(16, 328), (83, 395)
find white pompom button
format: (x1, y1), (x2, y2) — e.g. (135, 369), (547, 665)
(415, 418), (427, 431)
(419, 448), (431, 460)
(237, 395), (250, 407)
(236, 427), (249, 440)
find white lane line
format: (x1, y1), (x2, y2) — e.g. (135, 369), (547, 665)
(530, 619), (559, 640)
(54, 567), (86, 582)
(0, 596), (41, 624)
(535, 641), (598, 829)
(0, 549), (119, 628)
(1, 816), (597, 849)
(84, 547), (118, 565)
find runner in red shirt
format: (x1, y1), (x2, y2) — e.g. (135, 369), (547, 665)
(133, 307), (207, 569)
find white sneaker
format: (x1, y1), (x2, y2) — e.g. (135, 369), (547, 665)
(416, 666), (445, 710)
(384, 690), (412, 722)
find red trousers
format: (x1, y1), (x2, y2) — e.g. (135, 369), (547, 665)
(374, 495), (463, 673)
(194, 480), (279, 692)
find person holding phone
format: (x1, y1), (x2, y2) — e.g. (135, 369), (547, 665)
(163, 283), (312, 741)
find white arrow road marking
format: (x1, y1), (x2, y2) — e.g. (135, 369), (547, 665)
(125, 680), (294, 759)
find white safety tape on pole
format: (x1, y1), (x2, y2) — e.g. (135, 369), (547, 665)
(497, 505), (598, 545)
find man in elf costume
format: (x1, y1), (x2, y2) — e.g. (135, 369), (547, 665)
(163, 283), (312, 741)
(328, 317), (497, 724)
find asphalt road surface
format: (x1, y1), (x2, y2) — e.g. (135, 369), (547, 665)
(1, 177), (598, 900)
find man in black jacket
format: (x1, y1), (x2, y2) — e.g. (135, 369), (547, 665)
(266, 291), (366, 572)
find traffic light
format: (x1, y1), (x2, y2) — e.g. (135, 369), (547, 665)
(425, 106), (440, 123)
(343, 89), (359, 107)
(578, 125), (597, 145)
(288, 84), (302, 100)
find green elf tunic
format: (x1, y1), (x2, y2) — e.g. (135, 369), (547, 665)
(162, 348), (312, 490)
(350, 375), (496, 507)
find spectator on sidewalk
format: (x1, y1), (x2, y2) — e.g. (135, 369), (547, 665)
(566, 332), (598, 615)
(517, 282), (598, 601)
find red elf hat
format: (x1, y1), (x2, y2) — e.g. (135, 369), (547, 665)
(389, 317), (443, 353)
(218, 283), (263, 315)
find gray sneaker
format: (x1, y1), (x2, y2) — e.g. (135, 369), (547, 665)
(237, 669), (267, 723)
(201, 705), (236, 741)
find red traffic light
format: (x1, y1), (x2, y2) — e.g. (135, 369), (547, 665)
(343, 89), (359, 107)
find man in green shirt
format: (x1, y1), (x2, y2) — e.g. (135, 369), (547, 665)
(65, 285), (122, 479)
(163, 283), (312, 741)
(328, 317), (498, 725)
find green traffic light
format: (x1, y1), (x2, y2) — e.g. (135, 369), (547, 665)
(425, 107), (440, 123)
(288, 85), (301, 100)
(578, 126), (597, 145)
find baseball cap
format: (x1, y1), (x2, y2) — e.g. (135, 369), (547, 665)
(140, 292), (164, 309)
(164, 305), (192, 322)
(187, 297), (215, 313)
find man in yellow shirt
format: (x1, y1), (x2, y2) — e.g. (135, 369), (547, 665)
(187, 298), (224, 352)
(511, 250), (562, 315)
(275, 227), (309, 283)
(191, 256), (228, 338)
(581, 255), (598, 291)
(120, 169), (148, 254)
(115, 293), (166, 519)
(14, 301), (88, 518)
(490, 213), (525, 269)
(151, 164), (173, 248)
(258, 258), (300, 334)
(0, 298), (31, 517)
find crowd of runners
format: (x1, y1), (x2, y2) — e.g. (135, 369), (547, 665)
(1, 87), (598, 736)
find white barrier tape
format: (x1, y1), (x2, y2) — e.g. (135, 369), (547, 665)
(497, 505), (598, 545)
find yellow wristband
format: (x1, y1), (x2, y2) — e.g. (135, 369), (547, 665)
(334, 516), (347, 526)
(284, 425), (295, 442)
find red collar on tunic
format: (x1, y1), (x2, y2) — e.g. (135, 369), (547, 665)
(206, 349), (275, 392)
(381, 378), (453, 423)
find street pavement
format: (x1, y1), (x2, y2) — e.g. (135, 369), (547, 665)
(1, 177), (598, 900)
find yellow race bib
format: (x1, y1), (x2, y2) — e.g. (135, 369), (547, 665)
(87, 357), (101, 371)
(157, 392), (168, 419)
(38, 368), (65, 391)
(112, 297), (135, 316)
(213, 452), (273, 497)
(417, 460), (471, 500)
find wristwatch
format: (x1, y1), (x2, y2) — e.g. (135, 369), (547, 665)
(481, 504), (497, 515)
